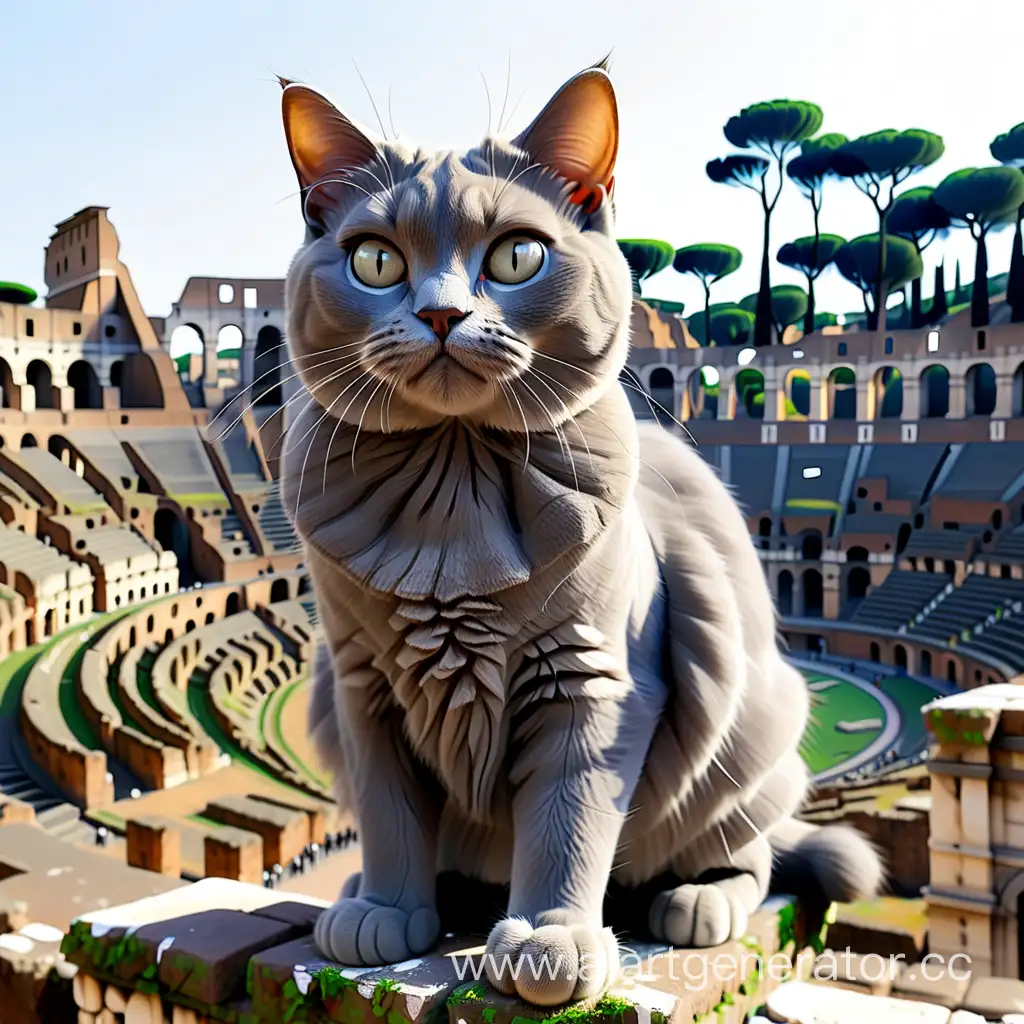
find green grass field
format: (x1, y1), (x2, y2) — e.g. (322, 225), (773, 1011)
(800, 674), (886, 775)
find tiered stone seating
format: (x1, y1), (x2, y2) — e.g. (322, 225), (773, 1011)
(44, 513), (178, 611)
(859, 443), (948, 503)
(0, 521), (94, 637)
(901, 524), (986, 559)
(5, 447), (112, 517)
(849, 569), (952, 629)
(65, 428), (142, 494)
(727, 443), (778, 514)
(257, 478), (299, 552)
(993, 523), (1024, 560)
(19, 625), (113, 809)
(932, 441), (1024, 501)
(908, 573), (1024, 644)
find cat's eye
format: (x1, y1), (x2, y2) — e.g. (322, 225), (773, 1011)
(349, 239), (406, 289)
(485, 236), (546, 286)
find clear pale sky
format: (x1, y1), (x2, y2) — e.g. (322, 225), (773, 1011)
(3, 0), (1023, 324)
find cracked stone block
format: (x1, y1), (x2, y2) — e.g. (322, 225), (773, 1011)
(767, 980), (953, 1022)
(961, 976), (1024, 1019)
(129, 908), (306, 1006)
(249, 932), (480, 1024)
(811, 951), (895, 996)
(892, 961), (971, 1008)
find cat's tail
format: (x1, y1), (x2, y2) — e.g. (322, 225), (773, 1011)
(768, 817), (885, 905)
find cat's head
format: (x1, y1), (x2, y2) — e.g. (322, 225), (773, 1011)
(280, 61), (633, 432)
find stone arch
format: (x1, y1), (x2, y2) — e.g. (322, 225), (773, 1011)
(734, 368), (765, 420)
(216, 325), (244, 390)
(920, 364), (950, 419)
(619, 366), (651, 418)
(847, 565), (871, 606)
(270, 577), (290, 603)
(225, 591), (240, 616)
(802, 568), (823, 617)
(68, 359), (103, 410)
(254, 325), (284, 407)
(781, 368), (810, 420)
(801, 531), (823, 561)
(169, 324), (206, 384)
(965, 362), (997, 417)
(687, 366), (719, 420)
(0, 357), (18, 410)
(777, 570), (794, 616)
(1013, 361), (1024, 418)
(26, 360), (55, 409)
(872, 366), (903, 419)
(894, 643), (908, 670)
(758, 516), (772, 550)
(870, 641), (880, 662)
(21, 433), (38, 449)
(648, 366), (676, 426)
(120, 353), (166, 409)
(154, 507), (193, 585)
(827, 366), (856, 419)
(847, 546), (869, 563)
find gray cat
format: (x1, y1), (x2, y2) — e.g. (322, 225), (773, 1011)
(278, 61), (882, 1007)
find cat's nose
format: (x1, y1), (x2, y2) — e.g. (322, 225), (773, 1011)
(415, 307), (469, 342)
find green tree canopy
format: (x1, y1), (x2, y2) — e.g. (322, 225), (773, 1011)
(739, 284), (808, 342)
(933, 167), (1024, 326)
(616, 239), (674, 295)
(706, 155), (769, 188)
(887, 186), (951, 327)
(709, 99), (822, 347)
(991, 123), (1024, 322)
(991, 123), (1024, 166)
(724, 101), (824, 156)
(888, 187), (952, 246)
(835, 234), (922, 317)
(833, 129), (944, 331)
(0, 281), (37, 305)
(777, 235), (845, 276)
(787, 133), (848, 193)
(673, 244), (743, 348)
(686, 303), (755, 346)
(814, 312), (839, 329)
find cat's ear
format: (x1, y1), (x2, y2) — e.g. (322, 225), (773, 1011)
(281, 83), (381, 231)
(512, 62), (618, 214)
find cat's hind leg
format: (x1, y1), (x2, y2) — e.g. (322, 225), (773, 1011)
(648, 834), (772, 948)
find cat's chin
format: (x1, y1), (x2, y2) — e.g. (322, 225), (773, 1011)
(401, 356), (501, 418)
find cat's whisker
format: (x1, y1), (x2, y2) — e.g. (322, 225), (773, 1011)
(497, 50), (512, 136)
(478, 67), (493, 142)
(517, 378), (579, 494)
(525, 368), (596, 475)
(497, 161), (544, 204)
(387, 80), (397, 140)
(209, 340), (366, 432)
(266, 394), (319, 458)
(353, 59), (390, 141)
(541, 563), (580, 613)
(213, 346), (368, 443)
(283, 357), (371, 456)
(498, 381), (530, 471)
(322, 370), (380, 491)
(718, 823), (734, 865)
(293, 367), (376, 515)
(352, 376), (390, 473)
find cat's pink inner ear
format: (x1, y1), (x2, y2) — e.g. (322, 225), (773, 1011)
(513, 68), (618, 194)
(281, 84), (380, 221)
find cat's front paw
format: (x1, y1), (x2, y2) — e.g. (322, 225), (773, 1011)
(648, 883), (746, 948)
(314, 896), (440, 966)
(484, 911), (618, 1006)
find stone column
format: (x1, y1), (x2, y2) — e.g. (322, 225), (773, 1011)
(808, 375), (824, 420)
(993, 373), (1015, 419)
(902, 375), (921, 420)
(18, 384), (36, 413)
(949, 377), (967, 419)
(856, 381), (870, 421)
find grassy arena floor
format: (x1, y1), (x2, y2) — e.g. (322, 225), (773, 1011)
(799, 673), (886, 775)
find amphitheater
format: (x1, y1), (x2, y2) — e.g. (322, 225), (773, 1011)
(3, 206), (1024, 1022)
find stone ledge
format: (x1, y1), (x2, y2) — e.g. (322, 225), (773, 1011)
(61, 880), (826, 1024)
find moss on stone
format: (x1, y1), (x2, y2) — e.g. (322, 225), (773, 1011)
(447, 982), (486, 1006)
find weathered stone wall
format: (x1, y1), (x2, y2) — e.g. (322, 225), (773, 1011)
(59, 879), (824, 1024)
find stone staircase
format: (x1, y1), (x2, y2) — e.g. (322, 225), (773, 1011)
(259, 480), (299, 552)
